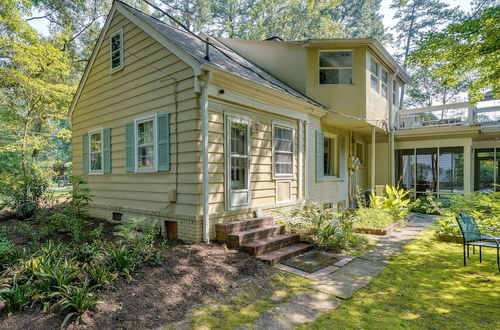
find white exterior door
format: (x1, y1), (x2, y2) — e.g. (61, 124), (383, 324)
(225, 115), (251, 210)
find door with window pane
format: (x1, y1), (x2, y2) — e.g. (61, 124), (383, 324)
(226, 116), (250, 209)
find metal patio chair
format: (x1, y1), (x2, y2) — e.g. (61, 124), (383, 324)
(455, 213), (499, 272)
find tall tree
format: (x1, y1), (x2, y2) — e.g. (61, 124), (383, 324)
(390, 0), (463, 107)
(410, 3), (499, 103)
(330, 0), (387, 41)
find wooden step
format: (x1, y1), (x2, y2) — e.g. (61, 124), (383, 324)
(215, 217), (274, 242)
(241, 234), (301, 256)
(227, 225), (285, 247)
(257, 243), (313, 266)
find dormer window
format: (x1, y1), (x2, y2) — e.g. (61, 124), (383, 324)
(319, 51), (352, 85)
(110, 29), (123, 72)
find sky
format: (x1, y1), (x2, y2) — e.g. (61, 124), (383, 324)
(29, 0), (475, 39)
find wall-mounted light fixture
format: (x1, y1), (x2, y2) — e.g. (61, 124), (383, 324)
(252, 121), (261, 135)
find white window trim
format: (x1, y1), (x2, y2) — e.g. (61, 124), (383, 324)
(272, 122), (296, 179)
(392, 81), (400, 106)
(381, 68), (389, 99)
(88, 127), (104, 175)
(356, 141), (367, 166)
(110, 28), (124, 73)
(370, 56), (380, 93)
(275, 180), (293, 204)
(134, 113), (158, 173)
(324, 132), (339, 179)
(318, 50), (354, 86)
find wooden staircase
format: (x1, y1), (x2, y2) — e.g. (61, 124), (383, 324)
(215, 217), (312, 265)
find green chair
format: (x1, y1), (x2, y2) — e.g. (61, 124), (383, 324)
(455, 213), (499, 272)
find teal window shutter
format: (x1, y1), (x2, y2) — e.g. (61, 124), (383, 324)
(316, 130), (324, 182)
(125, 122), (135, 172)
(82, 133), (89, 174)
(157, 113), (170, 171)
(339, 135), (346, 180)
(103, 128), (112, 173)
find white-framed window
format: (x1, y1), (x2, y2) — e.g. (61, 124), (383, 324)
(110, 29), (123, 72)
(356, 142), (365, 164)
(273, 125), (294, 177)
(89, 128), (103, 174)
(319, 51), (353, 85)
(324, 134), (338, 177)
(381, 68), (388, 99)
(135, 115), (157, 172)
(392, 82), (400, 106)
(370, 56), (379, 92)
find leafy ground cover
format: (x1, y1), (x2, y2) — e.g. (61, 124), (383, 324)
(300, 229), (500, 329)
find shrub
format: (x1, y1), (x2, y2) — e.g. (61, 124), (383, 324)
(370, 185), (410, 220)
(56, 283), (101, 327)
(84, 263), (116, 287)
(352, 208), (396, 229)
(277, 201), (366, 252)
(0, 277), (35, 313)
(12, 222), (40, 244)
(34, 258), (80, 294)
(410, 191), (443, 214)
(69, 176), (93, 216)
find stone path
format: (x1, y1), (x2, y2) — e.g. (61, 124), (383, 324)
(246, 214), (434, 329)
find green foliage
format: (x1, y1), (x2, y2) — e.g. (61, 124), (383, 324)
(69, 176), (93, 216)
(278, 201), (366, 252)
(353, 208), (395, 229)
(369, 185), (410, 220)
(56, 283), (101, 327)
(33, 258), (80, 295)
(410, 191), (443, 214)
(84, 263), (117, 287)
(13, 222), (40, 244)
(106, 243), (137, 275)
(0, 277), (35, 313)
(435, 191), (500, 236)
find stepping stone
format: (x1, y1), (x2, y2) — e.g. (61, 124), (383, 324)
(272, 303), (320, 324)
(252, 311), (295, 330)
(334, 258), (387, 277)
(291, 291), (342, 312)
(310, 272), (372, 299)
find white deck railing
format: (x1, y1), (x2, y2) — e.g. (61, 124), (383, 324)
(396, 100), (500, 129)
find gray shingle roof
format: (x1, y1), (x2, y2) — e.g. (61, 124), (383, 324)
(120, 2), (327, 110)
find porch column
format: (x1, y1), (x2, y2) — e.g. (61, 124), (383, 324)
(371, 126), (376, 191)
(463, 144), (472, 193)
(298, 119), (304, 199)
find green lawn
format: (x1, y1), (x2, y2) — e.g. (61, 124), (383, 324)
(301, 229), (500, 329)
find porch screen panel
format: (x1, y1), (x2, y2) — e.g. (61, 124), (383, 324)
(438, 147), (464, 197)
(416, 148), (438, 197)
(474, 148), (496, 191)
(395, 149), (415, 193)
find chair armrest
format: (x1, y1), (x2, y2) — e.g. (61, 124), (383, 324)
(479, 233), (500, 246)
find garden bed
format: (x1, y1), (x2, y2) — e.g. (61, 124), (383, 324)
(354, 213), (417, 236)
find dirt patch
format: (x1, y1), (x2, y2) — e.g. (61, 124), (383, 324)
(0, 243), (270, 329)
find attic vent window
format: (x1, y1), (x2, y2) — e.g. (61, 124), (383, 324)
(110, 29), (123, 72)
(319, 51), (352, 85)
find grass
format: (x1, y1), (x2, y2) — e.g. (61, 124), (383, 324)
(188, 272), (313, 329)
(300, 229), (500, 329)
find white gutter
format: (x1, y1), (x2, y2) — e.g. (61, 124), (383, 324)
(200, 71), (212, 243)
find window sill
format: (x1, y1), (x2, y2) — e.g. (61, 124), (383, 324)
(136, 168), (157, 173)
(110, 66), (124, 74)
(324, 176), (344, 182)
(89, 171), (104, 175)
(319, 83), (354, 86)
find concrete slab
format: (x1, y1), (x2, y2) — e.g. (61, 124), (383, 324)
(272, 303), (320, 324)
(310, 272), (372, 299)
(251, 311), (295, 330)
(291, 291), (342, 312)
(334, 258), (387, 278)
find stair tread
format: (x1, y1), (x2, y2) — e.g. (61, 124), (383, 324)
(241, 233), (299, 247)
(229, 225), (284, 238)
(256, 243), (312, 261)
(216, 217), (273, 227)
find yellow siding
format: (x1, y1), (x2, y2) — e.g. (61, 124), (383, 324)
(71, 12), (200, 217)
(207, 101), (299, 214)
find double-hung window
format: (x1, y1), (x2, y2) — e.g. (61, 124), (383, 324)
(136, 117), (156, 171)
(89, 129), (103, 174)
(381, 68), (388, 99)
(324, 135), (337, 177)
(370, 56), (379, 92)
(273, 126), (294, 177)
(110, 29), (123, 72)
(392, 82), (399, 106)
(319, 51), (353, 85)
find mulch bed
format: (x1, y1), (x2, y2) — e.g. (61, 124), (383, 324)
(0, 212), (271, 329)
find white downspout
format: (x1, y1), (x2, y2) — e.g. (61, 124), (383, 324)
(201, 71), (212, 243)
(298, 119), (304, 199)
(389, 69), (399, 186)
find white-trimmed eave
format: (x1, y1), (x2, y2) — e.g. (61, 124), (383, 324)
(203, 65), (330, 118)
(68, 1), (202, 120)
